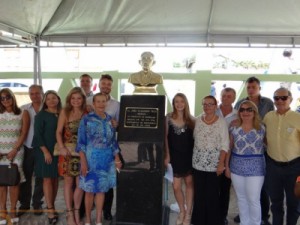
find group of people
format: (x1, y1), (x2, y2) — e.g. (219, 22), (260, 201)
(166, 77), (300, 225)
(0, 74), (121, 225)
(0, 73), (299, 225)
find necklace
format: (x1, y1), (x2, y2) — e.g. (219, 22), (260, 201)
(203, 115), (216, 124)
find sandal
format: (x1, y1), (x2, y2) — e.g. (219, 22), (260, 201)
(66, 209), (76, 225)
(47, 207), (58, 225)
(183, 214), (191, 225)
(176, 211), (185, 225)
(0, 210), (7, 225)
(9, 209), (19, 224)
(74, 209), (82, 225)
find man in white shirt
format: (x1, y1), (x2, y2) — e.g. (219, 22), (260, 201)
(216, 87), (238, 225)
(18, 85), (44, 216)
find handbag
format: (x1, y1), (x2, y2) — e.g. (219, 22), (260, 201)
(0, 163), (20, 186)
(53, 142), (79, 156)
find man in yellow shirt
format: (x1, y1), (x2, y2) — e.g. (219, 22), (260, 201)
(264, 87), (300, 225)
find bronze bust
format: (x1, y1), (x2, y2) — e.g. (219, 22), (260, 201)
(128, 52), (163, 94)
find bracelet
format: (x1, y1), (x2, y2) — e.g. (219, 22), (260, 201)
(115, 161), (122, 164)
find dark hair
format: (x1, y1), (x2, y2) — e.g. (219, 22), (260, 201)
(100, 74), (113, 82)
(80, 73), (93, 82)
(246, 76), (260, 85)
(202, 95), (217, 105)
(283, 49), (292, 57)
(0, 88), (21, 115)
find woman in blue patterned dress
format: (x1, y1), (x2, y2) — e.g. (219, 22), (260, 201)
(225, 100), (266, 225)
(76, 93), (122, 225)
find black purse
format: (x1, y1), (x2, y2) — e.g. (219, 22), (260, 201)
(0, 162), (20, 186)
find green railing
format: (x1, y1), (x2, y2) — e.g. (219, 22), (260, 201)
(1, 71), (299, 115)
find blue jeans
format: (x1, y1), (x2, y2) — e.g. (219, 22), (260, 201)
(266, 156), (300, 225)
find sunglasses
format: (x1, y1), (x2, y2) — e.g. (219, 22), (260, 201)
(239, 107), (254, 113)
(0, 95), (12, 102)
(273, 96), (289, 101)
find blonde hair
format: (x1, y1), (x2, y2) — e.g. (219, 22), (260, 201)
(64, 87), (87, 119)
(237, 100), (261, 130)
(171, 93), (195, 129)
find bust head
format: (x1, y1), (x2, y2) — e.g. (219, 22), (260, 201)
(139, 52), (155, 71)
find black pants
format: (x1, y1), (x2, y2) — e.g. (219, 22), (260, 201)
(19, 146), (44, 208)
(192, 170), (222, 225)
(261, 183), (270, 220)
(219, 172), (231, 221)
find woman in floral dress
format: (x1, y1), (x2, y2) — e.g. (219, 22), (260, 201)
(56, 87), (86, 225)
(76, 93), (122, 225)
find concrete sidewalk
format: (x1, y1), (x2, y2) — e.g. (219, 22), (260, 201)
(10, 178), (300, 225)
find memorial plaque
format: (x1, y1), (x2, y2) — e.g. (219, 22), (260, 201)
(124, 107), (158, 128)
(118, 95), (165, 142)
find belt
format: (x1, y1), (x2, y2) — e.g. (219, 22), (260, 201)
(267, 154), (300, 167)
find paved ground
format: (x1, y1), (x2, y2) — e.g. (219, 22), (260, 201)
(5, 177), (300, 225)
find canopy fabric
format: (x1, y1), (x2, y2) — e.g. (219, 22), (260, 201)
(1, 0), (300, 46)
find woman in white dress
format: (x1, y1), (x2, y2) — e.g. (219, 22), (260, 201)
(0, 88), (29, 225)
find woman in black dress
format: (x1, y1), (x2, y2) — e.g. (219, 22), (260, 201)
(164, 93), (195, 225)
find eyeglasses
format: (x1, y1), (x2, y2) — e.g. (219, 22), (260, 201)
(0, 95), (12, 102)
(202, 103), (216, 107)
(239, 107), (254, 113)
(273, 96), (289, 101)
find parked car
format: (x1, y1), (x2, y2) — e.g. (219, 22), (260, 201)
(0, 82), (28, 92)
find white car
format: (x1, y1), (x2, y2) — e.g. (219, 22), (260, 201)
(0, 82), (28, 92)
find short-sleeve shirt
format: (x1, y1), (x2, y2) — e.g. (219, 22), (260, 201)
(229, 125), (266, 176)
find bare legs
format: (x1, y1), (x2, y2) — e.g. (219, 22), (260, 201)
(0, 186), (7, 221)
(63, 176), (84, 225)
(85, 192), (104, 225)
(173, 175), (194, 225)
(74, 177), (84, 225)
(64, 176), (76, 225)
(184, 175), (194, 216)
(43, 178), (58, 220)
(9, 186), (19, 219)
(0, 185), (20, 224)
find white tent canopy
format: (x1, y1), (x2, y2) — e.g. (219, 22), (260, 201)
(1, 0), (300, 47)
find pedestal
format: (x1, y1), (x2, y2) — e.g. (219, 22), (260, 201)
(116, 95), (167, 225)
